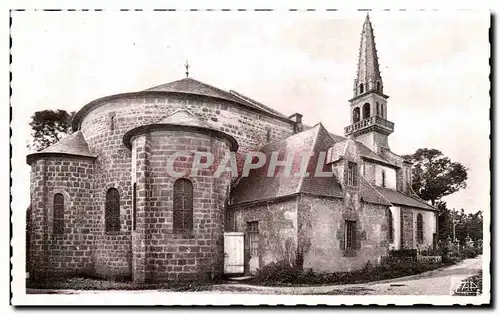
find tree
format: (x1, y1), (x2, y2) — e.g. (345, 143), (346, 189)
(436, 200), (453, 241)
(403, 148), (468, 206)
(28, 109), (74, 152)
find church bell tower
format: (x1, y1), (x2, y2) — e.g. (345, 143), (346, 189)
(344, 14), (394, 154)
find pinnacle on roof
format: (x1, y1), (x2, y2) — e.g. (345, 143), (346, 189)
(355, 13), (383, 93)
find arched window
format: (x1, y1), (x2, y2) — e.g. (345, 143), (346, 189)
(381, 170), (386, 188)
(105, 188), (120, 232)
(362, 103), (371, 120)
(353, 107), (361, 123)
(376, 81), (381, 92)
(132, 183), (137, 231)
(173, 178), (193, 231)
(359, 83), (364, 94)
(53, 193), (64, 234)
(417, 213), (424, 244)
(388, 210), (394, 243)
(381, 104), (385, 117)
(376, 102), (380, 116)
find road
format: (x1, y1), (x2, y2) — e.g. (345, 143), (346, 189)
(212, 256), (483, 295)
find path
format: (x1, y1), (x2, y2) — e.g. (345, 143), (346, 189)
(212, 256), (483, 295)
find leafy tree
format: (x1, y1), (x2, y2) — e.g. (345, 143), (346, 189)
(403, 148), (468, 206)
(28, 109), (74, 152)
(436, 200), (453, 241)
(435, 200), (483, 245)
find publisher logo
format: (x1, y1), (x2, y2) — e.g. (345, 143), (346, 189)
(451, 276), (481, 296)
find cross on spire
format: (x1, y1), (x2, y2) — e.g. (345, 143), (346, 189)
(185, 60), (190, 77)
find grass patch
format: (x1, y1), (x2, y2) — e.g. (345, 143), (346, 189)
(27, 276), (221, 292)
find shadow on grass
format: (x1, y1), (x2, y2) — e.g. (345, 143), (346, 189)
(308, 287), (376, 295)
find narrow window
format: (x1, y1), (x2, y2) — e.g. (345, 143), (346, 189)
(266, 128), (271, 143)
(362, 103), (371, 119)
(376, 102), (380, 116)
(353, 107), (361, 123)
(347, 162), (358, 186)
(53, 193), (64, 234)
(132, 183), (137, 231)
(109, 112), (116, 131)
(173, 178), (194, 232)
(359, 83), (364, 94)
(377, 81), (381, 92)
(247, 221), (259, 257)
(105, 188), (120, 232)
(381, 170), (386, 188)
(345, 220), (357, 250)
(417, 213), (424, 244)
(388, 210), (394, 243)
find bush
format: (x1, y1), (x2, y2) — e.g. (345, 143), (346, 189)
(389, 249), (417, 258)
(252, 260), (302, 284)
(460, 246), (479, 259)
(249, 258), (449, 286)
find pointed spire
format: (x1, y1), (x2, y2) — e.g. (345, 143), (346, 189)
(354, 13), (383, 97)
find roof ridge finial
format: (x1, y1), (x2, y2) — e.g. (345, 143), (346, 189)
(185, 60), (190, 78)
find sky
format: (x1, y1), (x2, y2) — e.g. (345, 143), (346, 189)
(10, 10), (490, 214)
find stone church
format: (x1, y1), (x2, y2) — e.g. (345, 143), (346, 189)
(27, 15), (437, 282)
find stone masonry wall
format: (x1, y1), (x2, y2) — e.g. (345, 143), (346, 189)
(299, 195), (389, 273)
(400, 207), (414, 249)
(80, 95), (295, 176)
(132, 130), (232, 282)
(77, 94), (295, 278)
(230, 197), (298, 274)
(29, 156), (95, 278)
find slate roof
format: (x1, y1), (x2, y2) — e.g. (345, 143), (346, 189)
(122, 108), (238, 151)
(157, 108), (214, 129)
(360, 177), (394, 206)
(73, 77), (291, 130)
(145, 77), (287, 118)
(359, 177), (436, 210)
(26, 131), (96, 164)
(374, 187), (437, 211)
(231, 123), (343, 205)
(329, 132), (347, 143)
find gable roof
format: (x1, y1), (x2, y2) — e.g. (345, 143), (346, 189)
(157, 108), (214, 129)
(326, 138), (396, 167)
(26, 131), (96, 164)
(122, 107), (238, 151)
(329, 132), (347, 143)
(355, 141), (394, 166)
(231, 123), (343, 205)
(145, 77), (287, 118)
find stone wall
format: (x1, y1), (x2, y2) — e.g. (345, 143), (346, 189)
(80, 94), (295, 176)
(29, 156), (95, 278)
(132, 130), (232, 282)
(76, 94), (295, 277)
(412, 209), (437, 249)
(362, 161), (397, 189)
(299, 195), (389, 273)
(230, 197), (298, 274)
(400, 207), (414, 249)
